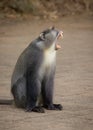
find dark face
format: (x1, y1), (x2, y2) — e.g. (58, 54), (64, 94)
(39, 27), (63, 50)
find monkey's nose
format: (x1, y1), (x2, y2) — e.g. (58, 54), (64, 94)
(58, 31), (63, 38)
(60, 31), (63, 37)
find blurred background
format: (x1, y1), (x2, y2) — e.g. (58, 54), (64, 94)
(0, 0), (93, 19)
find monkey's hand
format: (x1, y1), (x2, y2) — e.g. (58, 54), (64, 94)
(44, 104), (63, 111)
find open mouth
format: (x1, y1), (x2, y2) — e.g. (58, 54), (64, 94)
(55, 31), (63, 50)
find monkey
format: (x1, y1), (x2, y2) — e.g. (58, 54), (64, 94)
(0, 27), (63, 113)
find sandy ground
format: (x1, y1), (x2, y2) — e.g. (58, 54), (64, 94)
(0, 16), (93, 130)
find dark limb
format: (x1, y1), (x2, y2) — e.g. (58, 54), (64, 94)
(44, 104), (63, 110)
(42, 74), (63, 111)
(26, 72), (45, 113)
(11, 77), (26, 108)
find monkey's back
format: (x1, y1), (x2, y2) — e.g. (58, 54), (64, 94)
(11, 42), (43, 87)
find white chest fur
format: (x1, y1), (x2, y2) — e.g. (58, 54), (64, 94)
(44, 48), (56, 67)
(39, 45), (56, 80)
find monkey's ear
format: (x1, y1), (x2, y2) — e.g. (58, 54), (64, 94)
(52, 26), (55, 30)
(50, 26), (55, 30)
(39, 33), (45, 40)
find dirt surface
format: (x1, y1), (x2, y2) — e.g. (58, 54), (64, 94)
(0, 16), (93, 130)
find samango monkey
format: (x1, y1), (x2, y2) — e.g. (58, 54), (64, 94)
(0, 27), (63, 113)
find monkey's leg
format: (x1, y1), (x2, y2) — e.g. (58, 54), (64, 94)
(42, 75), (63, 111)
(26, 76), (45, 113)
(11, 77), (26, 108)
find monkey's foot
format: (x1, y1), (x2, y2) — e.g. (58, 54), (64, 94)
(32, 106), (45, 113)
(44, 104), (63, 110)
(26, 106), (45, 113)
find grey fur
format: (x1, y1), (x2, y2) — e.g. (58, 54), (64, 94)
(11, 27), (63, 112)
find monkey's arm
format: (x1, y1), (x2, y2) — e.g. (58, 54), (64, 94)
(42, 72), (55, 107)
(42, 71), (63, 110)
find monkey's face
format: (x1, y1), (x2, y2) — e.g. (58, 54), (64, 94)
(39, 27), (63, 50)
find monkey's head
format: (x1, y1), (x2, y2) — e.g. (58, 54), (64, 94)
(39, 27), (63, 51)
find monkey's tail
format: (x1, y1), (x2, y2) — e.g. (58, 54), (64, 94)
(0, 99), (13, 105)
